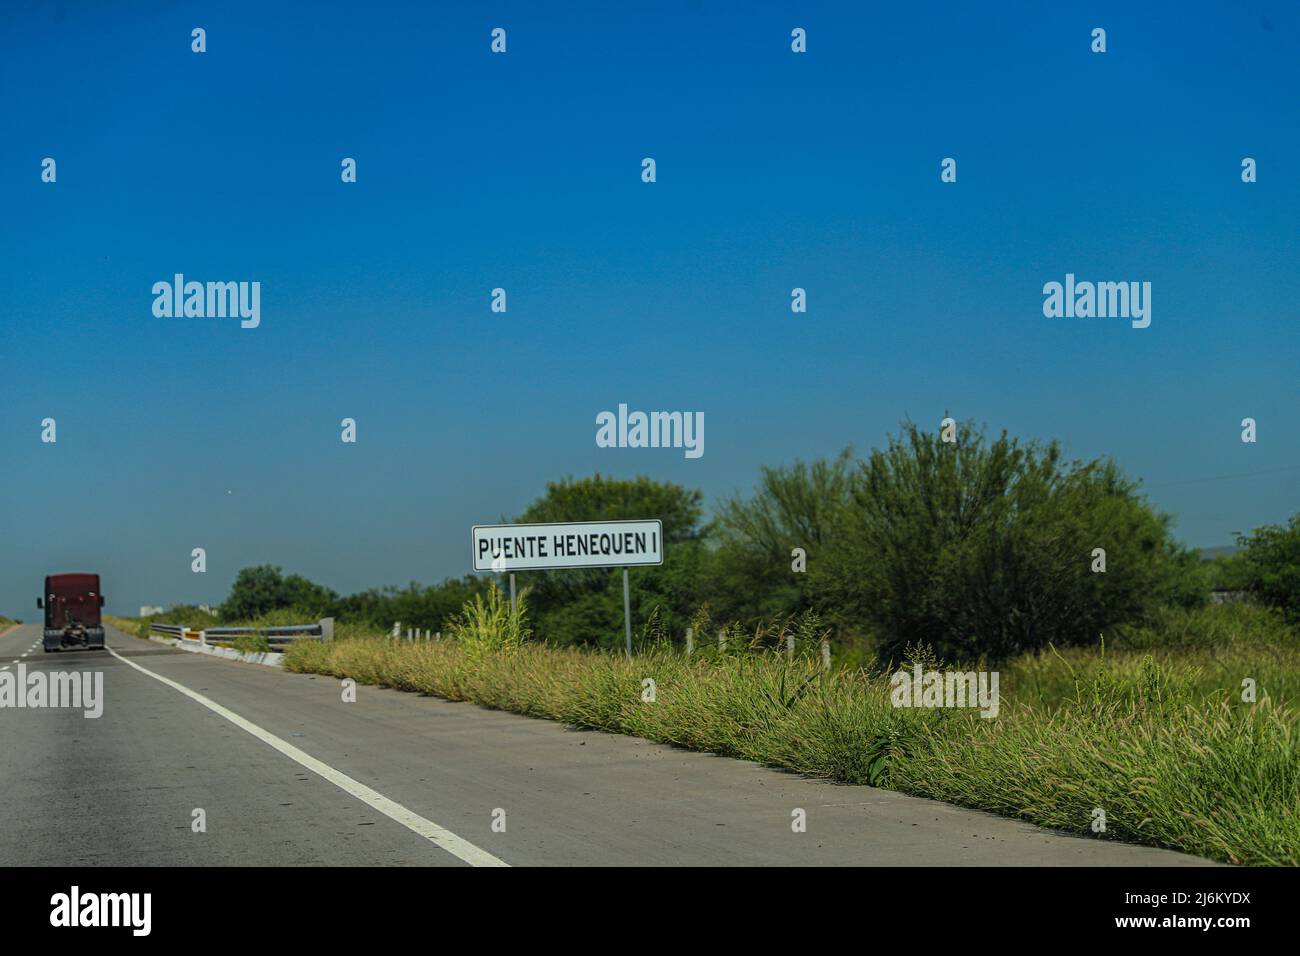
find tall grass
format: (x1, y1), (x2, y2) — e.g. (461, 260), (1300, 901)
(284, 587), (1300, 865)
(1002, 606), (1300, 710)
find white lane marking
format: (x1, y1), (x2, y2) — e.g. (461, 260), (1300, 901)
(105, 646), (508, 868)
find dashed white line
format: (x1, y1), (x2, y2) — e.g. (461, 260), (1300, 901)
(105, 646), (508, 868)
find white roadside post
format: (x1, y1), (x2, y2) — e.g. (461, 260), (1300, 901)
(471, 519), (665, 659)
(622, 569), (632, 658)
(685, 626), (694, 657)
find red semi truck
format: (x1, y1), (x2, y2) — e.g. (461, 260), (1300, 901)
(38, 573), (106, 652)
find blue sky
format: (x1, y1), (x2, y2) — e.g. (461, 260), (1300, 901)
(2, 1), (1298, 617)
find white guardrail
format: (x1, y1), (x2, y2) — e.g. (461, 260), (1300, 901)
(150, 619), (334, 645)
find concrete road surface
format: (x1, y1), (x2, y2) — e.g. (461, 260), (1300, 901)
(0, 623), (1216, 866)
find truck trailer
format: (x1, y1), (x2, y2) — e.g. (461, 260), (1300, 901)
(39, 573), (106, 652)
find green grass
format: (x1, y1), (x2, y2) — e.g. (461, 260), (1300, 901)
(1000, 606), (1300, 712)
(230, 633), (273, 654)
(104, 614), (146, 635)
(282, 593), (1300, 866)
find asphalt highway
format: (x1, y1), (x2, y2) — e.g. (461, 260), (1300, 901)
(0, 623), (1214, 867)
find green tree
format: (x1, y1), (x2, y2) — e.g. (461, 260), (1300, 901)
(512, 474), (708, 648)
(220, 565), (338, 621)
(711, 449), (854, 625)
(1235, 514), (1300, 621)
(816, 421), (1202, 663)
(333, 576), (490, 632)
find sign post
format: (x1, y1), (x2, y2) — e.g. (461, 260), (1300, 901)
(472, 519), (664, 656)
(622, 568), (632, 657)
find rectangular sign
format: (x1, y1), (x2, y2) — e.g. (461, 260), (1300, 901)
(472, 520), (665, 572)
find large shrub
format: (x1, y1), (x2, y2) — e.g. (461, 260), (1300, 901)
(220, 564), (338, 621)
(333, 575), (489, 632)
(711, 449), (855, 626)
(815, 421), (1202, 663)
(1235, 514), (1300, 621)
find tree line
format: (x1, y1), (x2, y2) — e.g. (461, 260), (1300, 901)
(210, 420), (1299, 663)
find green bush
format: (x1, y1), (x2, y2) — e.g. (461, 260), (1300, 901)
(220, 565), (337, 621)
(815, 420), (1204, 663)
(1235, 514), (1300, 621)
(1111, 602), (1295, 650)
(712, 449), (855, 626)
(446, 581), (531, 666)
(333, 575), (490, 633)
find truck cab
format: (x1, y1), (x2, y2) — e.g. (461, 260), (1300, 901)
(39, 573), (106, 651)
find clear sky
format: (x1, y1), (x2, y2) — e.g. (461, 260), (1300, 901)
(2, 1), (1297, 617)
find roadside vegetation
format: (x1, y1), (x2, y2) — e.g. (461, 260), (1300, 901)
(282, 593), (1299, 866)
(133, 419), (1300, 865)
(145, 419), (1300, 661)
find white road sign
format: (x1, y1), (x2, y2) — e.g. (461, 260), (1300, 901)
(472, 520), (665, 572)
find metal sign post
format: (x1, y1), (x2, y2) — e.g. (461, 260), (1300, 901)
(509, 573), (516, 615)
